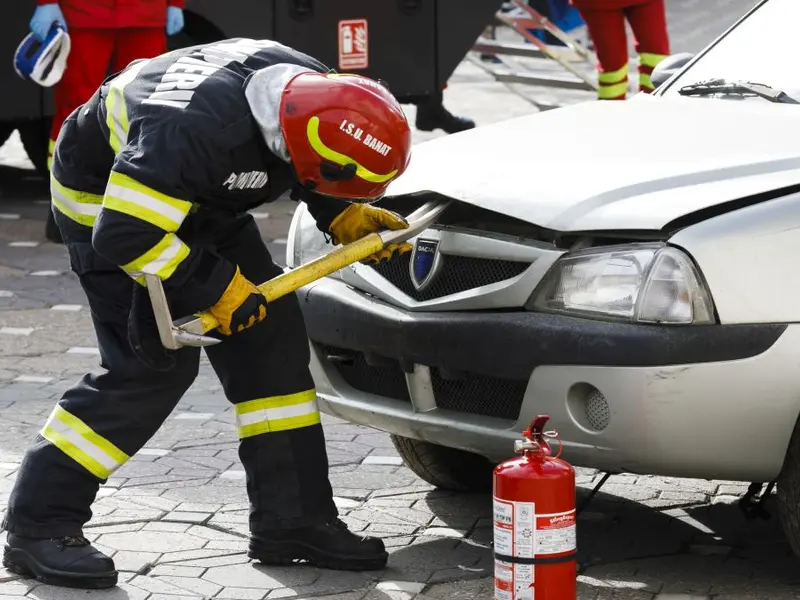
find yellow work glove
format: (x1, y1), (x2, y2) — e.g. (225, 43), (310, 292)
(208, 267), (268, 336)
(328, 204), (412, 263)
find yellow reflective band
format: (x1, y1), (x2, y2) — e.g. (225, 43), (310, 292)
(47, 155), (52, 172)
(105, 60), (149, 155)
(41, 405), (129, 480)
(639, 52), (668, 68)
(306, 116), (398, 184)
(597, 65), (628, 84)
(235, 389), (321, 438)
(103, 171), (192, 232)
(639, 72), (654, 91)
(598, 81), (628, 99)
(123, 233), (190, 280)
(50, 176), (103, 227)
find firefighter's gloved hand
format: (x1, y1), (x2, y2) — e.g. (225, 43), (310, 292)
(328, 204), (411, 264)
(30, 3), (66, 40)
(166, 6), (184, 35)
(208, 267), (267, 336)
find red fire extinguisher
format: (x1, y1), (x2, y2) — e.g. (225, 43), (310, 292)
(493, 414), (577, 600)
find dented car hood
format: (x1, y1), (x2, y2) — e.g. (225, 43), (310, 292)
(387, 95), (800, 232)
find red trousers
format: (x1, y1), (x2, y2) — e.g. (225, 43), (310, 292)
(577, 0), (670, 100)
(49, 28), (167, 167)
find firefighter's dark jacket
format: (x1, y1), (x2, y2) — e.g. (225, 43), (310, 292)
(51, 38), (351, 314)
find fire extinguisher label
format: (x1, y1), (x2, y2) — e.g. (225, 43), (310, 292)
(535, 510), (577, 555)
(493, 497), (535, 600)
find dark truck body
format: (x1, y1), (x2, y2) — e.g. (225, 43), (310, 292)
(1, 0), (500, 172)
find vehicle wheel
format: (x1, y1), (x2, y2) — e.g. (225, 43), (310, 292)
(777, 418), (800, 558)
(17, 117), (52, 176)
(390, 434), (494, 492)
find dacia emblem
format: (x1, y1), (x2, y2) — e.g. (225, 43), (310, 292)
(410, 238), (442, 292)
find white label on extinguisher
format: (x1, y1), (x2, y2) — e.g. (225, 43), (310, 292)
(535, 510), (577, 555)
(493, 497), (535, 600)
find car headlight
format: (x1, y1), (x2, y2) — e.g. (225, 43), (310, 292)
(286, 202), (341, 275)
(528, 243), (715, 324)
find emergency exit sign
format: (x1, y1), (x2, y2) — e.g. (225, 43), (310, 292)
(338, 19), (369, 70)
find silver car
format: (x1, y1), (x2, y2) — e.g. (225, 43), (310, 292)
(286, 0), (800, 558)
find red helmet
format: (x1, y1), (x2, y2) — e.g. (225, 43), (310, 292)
(279, 71), (412, 202)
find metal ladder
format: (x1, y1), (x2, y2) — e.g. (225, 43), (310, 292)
(468, 0), (599, 109)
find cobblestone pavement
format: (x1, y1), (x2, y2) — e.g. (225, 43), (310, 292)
(1, 1), (794, 598)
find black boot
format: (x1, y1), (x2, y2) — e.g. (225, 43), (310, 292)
(3, 533), (118, 589)
(248, 518), (388, 571)
(415, 101), (476, 134)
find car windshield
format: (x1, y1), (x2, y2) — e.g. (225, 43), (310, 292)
(661, 0), (800, 100)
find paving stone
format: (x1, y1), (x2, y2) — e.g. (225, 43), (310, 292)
(168, 553), (250, 568)
(156, 574), (223, 597)
(217, 586), (268, 599)
(99, 530), (208, 553)
(143, 521), (193, 533)
(27, 583), (150, 599)
(203, 562), (319, 588)
(163, 511), (212, 524)
(421, 577), (493, 598)
(113, 550), (162, 573)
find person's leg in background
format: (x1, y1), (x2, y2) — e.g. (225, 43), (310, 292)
(47, 30), (115, 170)
(111, 27), (168, 74)
(414, 87), (475, 135)
(624, 0), (670, 93)
(44, 29), (115, 244)
(576, 6), (629, 99)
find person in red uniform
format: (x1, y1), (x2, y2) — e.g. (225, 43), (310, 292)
(28, 0), (186, 170)
(569, 0), (670, 100)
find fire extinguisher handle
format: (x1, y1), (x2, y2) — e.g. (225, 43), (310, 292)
(529, 414), (551, 439)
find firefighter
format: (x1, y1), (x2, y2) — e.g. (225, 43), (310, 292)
(1, 37), (413, 590)
(569, 0), (670, 99)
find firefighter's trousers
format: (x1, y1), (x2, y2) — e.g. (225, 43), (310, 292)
(577, 0), (670, 99)
(2, 209), (338, 538)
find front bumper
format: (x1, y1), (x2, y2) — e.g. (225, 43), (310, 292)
(300, 277), (800, 482)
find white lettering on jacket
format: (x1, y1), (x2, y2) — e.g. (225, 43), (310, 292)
(143, 39), (285, 109)
(223, 171), (270, 190)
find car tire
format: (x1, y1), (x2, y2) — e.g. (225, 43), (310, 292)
(777, 418), (800, 558)
(390, 434), (494, 492)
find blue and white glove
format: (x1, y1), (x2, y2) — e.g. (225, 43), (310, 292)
(30, 3), (66, 41)
(166, 6), (184, 36)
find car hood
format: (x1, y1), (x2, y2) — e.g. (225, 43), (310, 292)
(387, 95), (800, 232)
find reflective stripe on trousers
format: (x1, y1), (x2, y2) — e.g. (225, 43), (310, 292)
(597, 64), (628, 100)
(235, 389), (321, 438)
(41, 405), (130, 480)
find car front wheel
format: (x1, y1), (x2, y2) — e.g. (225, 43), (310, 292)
(390, 434), (494, 492)
(776, 417), (800, 559)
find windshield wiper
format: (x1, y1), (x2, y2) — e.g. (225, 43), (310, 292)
(678, 78), (800, 104)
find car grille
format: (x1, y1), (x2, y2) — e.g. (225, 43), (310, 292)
(369, 253), (529, 302)
(430, 368), (527, 421)
(320, 345), (526, 420)
(320, 345), (410, 402)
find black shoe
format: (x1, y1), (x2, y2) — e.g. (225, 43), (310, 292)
(415, 104), (476, 134)
(248, 518), (388, 571)
(3, 533), (118, 589)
